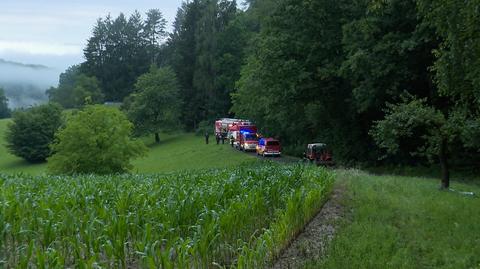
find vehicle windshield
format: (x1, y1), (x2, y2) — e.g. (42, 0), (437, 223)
(244, 134), (258, 141)
(267, 141), (279, 146)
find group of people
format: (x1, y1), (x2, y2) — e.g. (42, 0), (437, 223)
(204, 132), (227, 145)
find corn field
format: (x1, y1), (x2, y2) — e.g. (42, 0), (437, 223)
(0, 164), (334, 268)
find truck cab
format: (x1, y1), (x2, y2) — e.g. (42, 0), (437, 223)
(240, 132), (259, 151)
(256, 138), (281, 157)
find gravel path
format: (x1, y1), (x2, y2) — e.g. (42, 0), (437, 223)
(271, 184), (345, 269)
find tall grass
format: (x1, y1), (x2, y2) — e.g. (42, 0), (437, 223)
(309, 169), (480, 269)
(0, 163), (333, 268)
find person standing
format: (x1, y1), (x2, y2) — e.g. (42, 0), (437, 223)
(205, 132), (210, 144)
(216, 133), (220, 145)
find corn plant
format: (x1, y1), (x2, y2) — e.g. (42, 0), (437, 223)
(0, 163), (334, 268)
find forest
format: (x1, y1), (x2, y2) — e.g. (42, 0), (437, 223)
(45, 0), (480, 178)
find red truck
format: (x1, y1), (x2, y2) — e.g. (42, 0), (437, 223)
(227, 122), (257, 150)
(239, 130), (259, 151)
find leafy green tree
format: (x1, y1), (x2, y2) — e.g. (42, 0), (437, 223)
(168, 0), (206, 129)
(0, 87), (10, 119)
(371, 95), (469, 189)
(5, 103), (63, 163)
(82, 12), (152, 101)
(48, 105), (147, 175)
(46, 65), (103, 108)
(124, 66), (182, 143)
(417, 0), (480, 149)
(167, 0), (242, 129)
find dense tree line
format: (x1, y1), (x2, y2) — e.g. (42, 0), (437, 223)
(44, 0), (479, 182)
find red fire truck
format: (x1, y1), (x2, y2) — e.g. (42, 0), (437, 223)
(227, 121), (257, 150)
(238, 129), (259, 151)
(215, 119), (251, 138)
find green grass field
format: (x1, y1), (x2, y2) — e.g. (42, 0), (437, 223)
(0, 119), (254, 175)
(307, 170), (480, 269)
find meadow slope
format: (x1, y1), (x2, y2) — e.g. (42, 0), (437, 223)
(0, 119), (254, 175)
(306, 170), (480, 269)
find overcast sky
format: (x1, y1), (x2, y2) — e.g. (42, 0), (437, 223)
(0, 0), (184, 71)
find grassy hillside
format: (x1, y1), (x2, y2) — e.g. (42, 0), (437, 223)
(307, 170), (480, 269)
(0, 119), (254, 175)
(134, 133), (255, 173)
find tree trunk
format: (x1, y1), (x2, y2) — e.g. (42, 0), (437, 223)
(155, 133), (160, 144)
(439, 138), (450, 189)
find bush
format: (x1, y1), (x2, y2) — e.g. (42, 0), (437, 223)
(5, 103), (63, 162)
(48, 105), (147, 175)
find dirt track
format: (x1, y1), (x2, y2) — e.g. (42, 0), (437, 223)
(272, 184), (345, 268)
(231, 146), (345, 268)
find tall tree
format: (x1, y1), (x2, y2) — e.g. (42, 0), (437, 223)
(124, 66), (182, 143)
(144, 9), (168, 64)
(371, 96), (454, 189)
(167, 0), (242, 129)
(417, 0), (480, 150)
(82, 12), (150, 101)
(339, 0), (439, 163)
(168, 0), (204, 129)
(232, 0), (354, 157)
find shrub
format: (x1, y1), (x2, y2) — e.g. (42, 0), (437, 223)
(48, 105), (147, 174)
(5, 103), (63, 162)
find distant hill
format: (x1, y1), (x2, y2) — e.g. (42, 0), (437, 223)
(0, 58), (51, 70)
(0, 58), (57, 108)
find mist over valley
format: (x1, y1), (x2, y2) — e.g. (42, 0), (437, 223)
(0, 58), (58, 108)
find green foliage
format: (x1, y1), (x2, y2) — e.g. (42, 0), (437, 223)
(46, 65), (103, 108)
(167, 0), (244, 129)
(124, 66), (182, 142)
(370, 95), (445, 158)
(144, 9), (168, 63)
(5, 103), (63, 163)
(341, 0), (436, 113)
(313, 170), (480, 269)
(0, 164), (334, 267)
(370, 95), (460, 187)
(0, 87), (10, 119)
(82, 10), (167, 101)
(48, 105), (147, 175)
(232, 0), (358, 160)
(417, 0), (480, 150)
